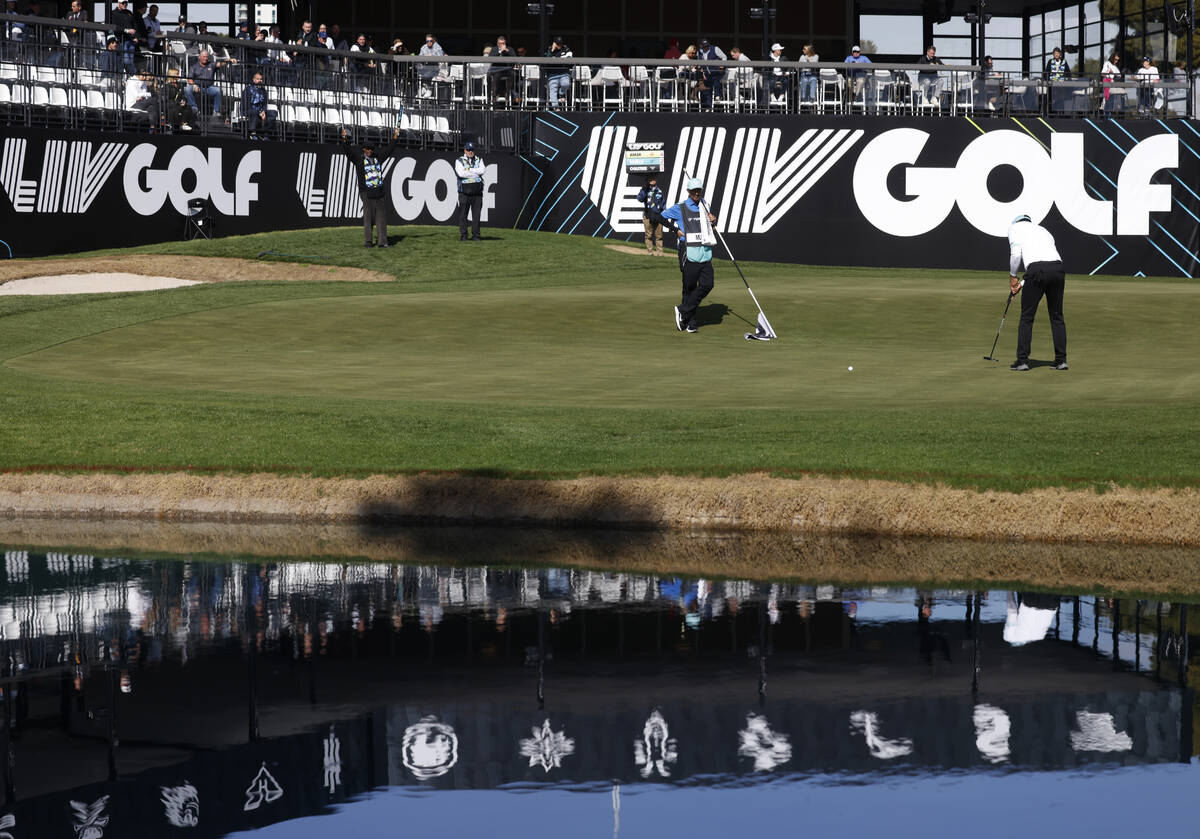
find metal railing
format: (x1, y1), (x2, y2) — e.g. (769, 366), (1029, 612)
(0, 12), (1195, 149)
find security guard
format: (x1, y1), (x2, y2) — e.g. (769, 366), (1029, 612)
(454, 140), (486, 241)
(660, 177), (718, 333)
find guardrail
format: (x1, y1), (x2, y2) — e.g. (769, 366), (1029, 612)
(0, 12), (1195, 151)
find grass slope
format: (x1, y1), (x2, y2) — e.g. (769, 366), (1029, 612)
(1, 225), (1198, 491)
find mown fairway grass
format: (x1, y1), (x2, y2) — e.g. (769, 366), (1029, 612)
(2, 225), (1198, 491)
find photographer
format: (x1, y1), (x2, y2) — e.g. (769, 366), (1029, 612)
(636, 174), (666, 255)
(455, 140), (486, 242)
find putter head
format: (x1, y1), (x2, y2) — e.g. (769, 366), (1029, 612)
(983, 356), (998, 361)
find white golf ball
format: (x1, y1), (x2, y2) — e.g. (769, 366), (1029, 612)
(848, 366), (854, 372)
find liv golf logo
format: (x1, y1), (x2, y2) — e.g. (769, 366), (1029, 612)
(0, 138), (260, 216)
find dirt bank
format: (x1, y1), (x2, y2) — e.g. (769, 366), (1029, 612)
(1, 472), (1198, 548)
(0, 255), (392, 286)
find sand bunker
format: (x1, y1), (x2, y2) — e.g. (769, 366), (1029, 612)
(0, 273), (200, 295)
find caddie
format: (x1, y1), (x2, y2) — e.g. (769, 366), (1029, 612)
(660, 177), (718, 333)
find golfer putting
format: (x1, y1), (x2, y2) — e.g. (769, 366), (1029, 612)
(661, 177), (718, 333)
(1007, 214), (1068, 371)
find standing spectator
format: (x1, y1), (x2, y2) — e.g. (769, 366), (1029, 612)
(328, 23), (347, 52)
(1135, 55), (1160, 114)
(265, 24), (290, 70)
(236, 19), (252, 40)
(489, 34), (516, 104)
(99, 33), (122, 77)
(417, 32), (444, 93)
(636, 174), (666, 256)
(124, 69), (160, 129)
(1099, 52), (1123, 116)
(349, 32), (376, 90)
(544, 35), (572, 109)
(663, 38), (681, 60)
(766, 42), (789, 106)
(917, 45), (944, 105)
(163, 66), (195, 131)
(661, 177), (719, 334)
(65, 0), (89, 45)
(341, 127), (401, 248)
(1007, 214), (1068, 372)
(110, 0), (140, 74)
(292, 19), (319, 74)
(727, 45), (754, 101)
(185, 49), (223, 119)
(798, 43), (818, 104)
(695, 37), (725, 109)
(242, 70), (275, 139)
(1044, 46), (1070, 112)
(143, 4), (163, 51)
(844, 44), (871, 101)
(455, 140), (486, 242)
(387, 38), (409, 94)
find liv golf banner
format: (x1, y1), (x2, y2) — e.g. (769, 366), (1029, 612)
(0, 128), (521, 257)
(519, 112), (1200, 277)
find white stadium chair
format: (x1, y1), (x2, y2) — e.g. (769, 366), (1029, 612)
(49, 86), (69, 107)
(0, 83), (9, 104)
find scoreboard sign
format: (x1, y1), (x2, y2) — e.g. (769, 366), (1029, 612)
(624, 141), (664, 173)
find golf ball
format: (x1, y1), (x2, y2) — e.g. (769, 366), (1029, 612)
(848, 366), (854, 372)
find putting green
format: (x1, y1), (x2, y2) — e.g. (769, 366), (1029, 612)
(8, 275), (1199, 410)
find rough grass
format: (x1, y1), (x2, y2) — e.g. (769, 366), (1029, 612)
(0, 225), (1197, 496)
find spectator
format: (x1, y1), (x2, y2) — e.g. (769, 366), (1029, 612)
(917, 44), (944, 106)
(124, 69), (160, 129)
(766, 42), (789, 106)
(236, 19), (251, 40)
(664, 37), (681, 60)
(163, 65), (195, 131)
(389, 37), (409, 55)
(544, 35), (571, 109)
(489, 34), (516, 104)
(328, 22), (347, 52)
(65, 0), (89, 45)
(695, 37), (725, 109)
(130, 1), (150, 58)
(1135, 55), (1160, 114)
(110, 0), (140, 74)
(265, 24), (289, 63)
(798, 43), (818, 104)
(637, 173), (666, 255)
(292, 19), (319, 73)
(1099, 52), (1122, 116)
(727, 45), (754, 100)
(340, 127), (402, 248)
(242, 69), (275, 139)
(185, 49), (223, 119)
(844, 44), (871, 100)
(143, 3), (163, 51)
(315, 22), (334, 70)
(100, 33), (121, 77)
(1044, 46), (1070, 111)
(417, 32), (444, 92)
(976, 55), (1002, 111)
(349, 32), (376, 91)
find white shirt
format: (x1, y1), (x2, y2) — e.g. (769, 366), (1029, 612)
(454, 154), (485, 182)
(1008, 220), (1061, 275)
(124, 76), (150, 109)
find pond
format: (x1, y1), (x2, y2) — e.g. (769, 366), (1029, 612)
(0, 533), (1194, 837)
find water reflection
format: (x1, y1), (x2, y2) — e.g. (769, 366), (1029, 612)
(0, 548), (1194, 836)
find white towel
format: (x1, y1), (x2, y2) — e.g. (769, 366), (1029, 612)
(697, 207), (718, 246)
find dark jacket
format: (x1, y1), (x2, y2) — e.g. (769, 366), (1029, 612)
(342, 136), (398, 199)
(110, 7), (139, 44)
(917, 53), (944, 79)
(636, 184), (665, 218)
(242, 82), (268, 115)
(1044, 57), (1071, 80)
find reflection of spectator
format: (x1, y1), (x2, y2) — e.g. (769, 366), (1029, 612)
(242, 70), (275, 139)
(544, 36), (572, 109)
(798, 43), (818, 103)
(844, 44), (871, 99)
(1136, 56), (1160, 114)
(1099, 52), (1122, 116)
(1044, 46), (1070, 111)
(917, 44), (944, 105)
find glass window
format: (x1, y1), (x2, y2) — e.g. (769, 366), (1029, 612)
(1045, 8), (1062, 31)
(993, 57), (1021, 72)
(933, 36), (973, 57)
(860, 14), (924, 55)
(1084, 21), (1100, 45)
(1064, 4), (1079, 30)
(188, 3), (232, 28)
(1030, 34), (1043, 58)
(1029, 13), (1042, 36)
(1081, 43), (1102, 73)
(988, 17), (1023, 38)
(986, 39), (1023, 60)
(254, 5), (277, 25)
(934, 18), (970, 36)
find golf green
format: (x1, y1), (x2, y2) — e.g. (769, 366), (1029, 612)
(1, 226), (1198, 489)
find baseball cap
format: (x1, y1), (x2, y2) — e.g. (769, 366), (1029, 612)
(771, 42), (783, 51)
(851, 45), (861, 52)
(463, 140), (476, 150)
(552, 35), (564, 45)
(1011, 214), (1032, 224)
(686, 177), (703, 190)
(699, 38), (710, 47)
(177, 14), (186, 20)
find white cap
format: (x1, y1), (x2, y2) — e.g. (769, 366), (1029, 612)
(686, 177), (704, 190)
(771, 43), (783, 52)
(851, 45), (861, 52)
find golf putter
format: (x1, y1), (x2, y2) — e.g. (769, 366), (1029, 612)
(983, 281), (1023, 361)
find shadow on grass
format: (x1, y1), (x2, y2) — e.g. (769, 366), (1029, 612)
(696, 303), (730, 326)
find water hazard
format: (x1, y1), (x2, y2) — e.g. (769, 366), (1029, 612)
(0, 541), (1194, 837)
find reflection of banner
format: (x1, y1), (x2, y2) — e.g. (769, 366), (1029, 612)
(0, 128), (521, 258)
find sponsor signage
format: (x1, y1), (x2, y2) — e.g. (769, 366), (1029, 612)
(623, 141), (665, 174)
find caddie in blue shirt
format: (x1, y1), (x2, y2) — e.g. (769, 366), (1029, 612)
(660, 177), (718, 333)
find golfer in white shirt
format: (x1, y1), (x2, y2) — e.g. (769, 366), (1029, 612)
(1008, 214), (1067, 371)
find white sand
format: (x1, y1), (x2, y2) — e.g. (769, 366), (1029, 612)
(0, 273), (201, 296)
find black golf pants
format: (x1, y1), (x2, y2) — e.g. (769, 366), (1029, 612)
(459, 194), (482, 239)
(1016, 261), (1067, 364)
(679, 259), (715, 327)
(363, 196), (388, 247)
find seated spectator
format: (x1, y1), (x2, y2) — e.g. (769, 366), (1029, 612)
(1044, 46), (1070, 111)
(798, 43), (818, 103)
(844, 44), (871, 100)
(184, 49), (224, 118)
(124, 69), (160, 128)
(242, 69), (275, 139)
(417, 32), (444, 90)
(163, 66), (195, 130)
(1099, 52), (1123, 116)
(1135, 55), (1160, 114)
(544, 35), (572, 109)
(100, 33), (122, 77)
(727, 45), (754, 99)
(489, 34), (517, 103)
(975, 55), (1002, 111)
(695, 37), (725, 109)
(765, 42), (789, 106)
(917, 44), (944, 105)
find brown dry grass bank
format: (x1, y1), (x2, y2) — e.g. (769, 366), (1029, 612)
(1, 518), (1198, 597)
(0, 255), (392, 286)
(1, 471), (1199, 546)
